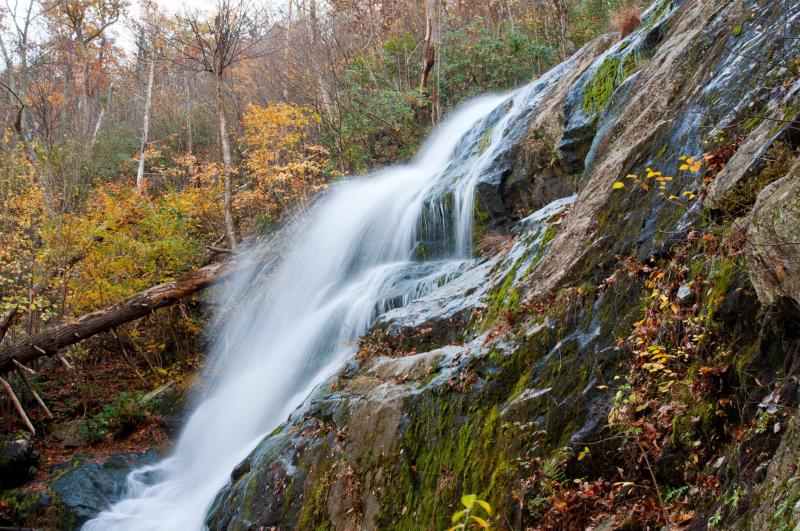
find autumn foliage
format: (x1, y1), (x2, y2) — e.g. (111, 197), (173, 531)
(240, 103), (331, 227)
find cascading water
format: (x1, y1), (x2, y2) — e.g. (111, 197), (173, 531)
(85, 63), (570, 530)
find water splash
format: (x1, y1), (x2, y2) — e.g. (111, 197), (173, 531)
(85, 85), (546, 530)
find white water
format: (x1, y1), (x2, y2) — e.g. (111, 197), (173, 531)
(84, 84), (545, 530)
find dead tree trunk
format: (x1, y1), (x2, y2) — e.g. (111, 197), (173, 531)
(0, 260), (231, 373)
(215, 72), (237, 250)
(419, 0), (438, 93)
(137, 52), (157, 193)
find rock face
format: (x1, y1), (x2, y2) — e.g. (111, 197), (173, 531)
(50, 420), (92, 449)
(745, 160), (800, 306)
(203, 0), (800, 528)
(202, 0), (800, 529)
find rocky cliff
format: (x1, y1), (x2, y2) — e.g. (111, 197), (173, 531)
(206, 0), (800, 528)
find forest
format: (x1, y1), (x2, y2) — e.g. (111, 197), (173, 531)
(1, 0), (799, 529)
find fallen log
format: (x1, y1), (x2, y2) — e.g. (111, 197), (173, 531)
(0, 259), (231, 373)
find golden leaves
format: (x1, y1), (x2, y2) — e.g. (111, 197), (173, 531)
(678, 155), (701, 172)
(240, 102), (331, 226)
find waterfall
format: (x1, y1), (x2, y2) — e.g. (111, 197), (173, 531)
(84, 75), (557, 530)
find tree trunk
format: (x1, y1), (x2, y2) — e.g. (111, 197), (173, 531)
(419, 0), (438, 93)
(282, 0), (293, 101)
(215, 72), (237, 250)
(79, 38), (91, 137)
(185, 71), (193, 155)
(308, 0), (333, 118)
(0, 260), (231, 373)
(137, 53), (156, 193)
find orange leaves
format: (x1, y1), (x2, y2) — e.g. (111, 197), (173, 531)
(702, 140), (740, 173)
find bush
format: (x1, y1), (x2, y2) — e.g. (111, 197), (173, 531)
(612, 5), (643, 39)
(83, 391), (153, 441)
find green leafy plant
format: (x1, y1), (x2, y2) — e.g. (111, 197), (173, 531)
(449, 494), (492, 530)
(83, 391), (154, 442)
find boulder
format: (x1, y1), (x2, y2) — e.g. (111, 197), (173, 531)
(745, 163), (800, 306)
(142, 380), (188, 436)
(49, 451), (157, 529)
(0, 433), (38, 489)
(49, 419), (91, 449)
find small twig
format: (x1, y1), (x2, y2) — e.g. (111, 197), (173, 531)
(636, 438), (670, 527)
(12, 359), (36, 375)
(0, 375), (35, 434)
(15, 366), (53, 419)
(57, 354), (73, 370)
(110, 327), (147, 384)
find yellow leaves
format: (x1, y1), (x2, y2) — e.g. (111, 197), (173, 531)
(578, 446), (591, 461)
(451, 510), (467, 524)
(612, 181), (626, 189)
(678, 155), (702, 172)
(461, 494), (477, 509)
(450, 494), (492, 530)
(475, 500), (492, 516)
(470, 516), (490, 528)
(241, 103), (331, 225)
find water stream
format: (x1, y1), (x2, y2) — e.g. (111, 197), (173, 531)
(84, 76), (555, 530)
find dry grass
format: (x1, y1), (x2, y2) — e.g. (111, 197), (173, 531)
(475, 231), (514, 257)
(612, 5), (642, 39)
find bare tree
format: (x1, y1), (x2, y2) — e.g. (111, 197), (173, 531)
(133, 0), (164, 193)
(419, 0), (438, 93)
(47, 0), (127, 138)
(173, 0), (271, 250)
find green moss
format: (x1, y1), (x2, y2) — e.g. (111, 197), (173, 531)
(0, 489), (72, 529)
(582, 52), (640, 117)
(298, 472), (332, 531)
(473, 193), (492, 248)
(732, 21), (744, 37)
(478, 128), (493, 154)
(642, 0), (672, 33)
(522, 223), (558, 280)
(671, 401), (716, 447)
(704, 257), (740, 317)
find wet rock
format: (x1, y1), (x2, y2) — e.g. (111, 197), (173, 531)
(468, 36), (614, 226)
(676, 283), (694, 305)
(745, 162), (800, 306)
(367, 351), (445, 382)
(49, 451), (157, 529)
(0, 433), (38, 489)
(503, 128), (577, 218)
(706, 86), (800, 213)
